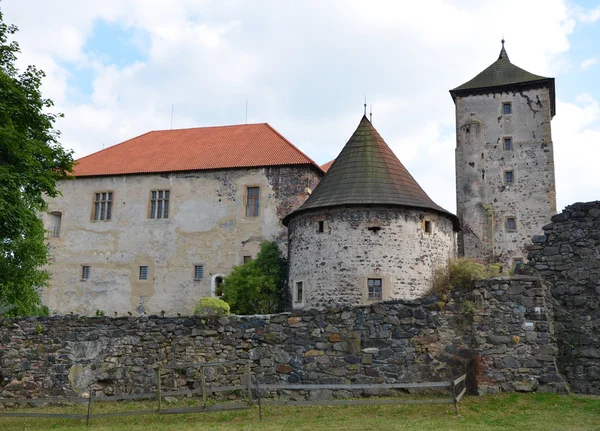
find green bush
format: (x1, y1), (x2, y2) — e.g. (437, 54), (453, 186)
(222, 241), (286, 315)
(432, 258), (503, 294)
(193, 297), (230, 317)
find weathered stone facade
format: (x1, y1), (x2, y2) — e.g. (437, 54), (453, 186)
(0, 277), (568, 402)
(454, 88), (556, 269)
(525, 201), (600, 394)
(287, 207), (455, 309)
(43, 166), (320, 316)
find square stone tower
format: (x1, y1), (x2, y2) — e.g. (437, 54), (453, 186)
(450, 41), (557, 269)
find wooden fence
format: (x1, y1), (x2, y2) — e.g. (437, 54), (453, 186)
(0, 360), (467, 424)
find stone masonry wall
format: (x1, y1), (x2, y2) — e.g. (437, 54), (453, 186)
(526, 201), (600, 394)
(0, 278), (565, 402)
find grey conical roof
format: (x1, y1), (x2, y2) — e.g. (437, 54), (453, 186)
(283, 116), (459, 229)
(450, 42), (555, 116)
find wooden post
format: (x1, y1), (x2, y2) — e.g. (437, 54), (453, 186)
(255, 375), (262, 421)
(246, 360), (253, 406)
(85, 386), (94, 426)
(450, 372), (458, 416)
(156, 367), (162, 413)
(201, 366), (207, 409)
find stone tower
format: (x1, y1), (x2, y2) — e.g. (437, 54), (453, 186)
(450, 41), (557, 269)
(283, 116), (459, 310)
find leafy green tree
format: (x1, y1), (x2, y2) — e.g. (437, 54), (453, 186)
(0, 10), (74, 316)
(222, 241), (287, 315)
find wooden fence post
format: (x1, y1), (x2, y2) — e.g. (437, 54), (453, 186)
(201, 366), (207, 409)
(246, 360), (253, 406)
(156, 367), (162, 413)
(450, 372), (458, 416)
(255, 376), (262, 421)
(85, 386), (94, 426)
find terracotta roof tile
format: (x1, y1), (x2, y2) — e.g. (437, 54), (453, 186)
(74, 123), (322, 177)
(321, 159), (335, 172)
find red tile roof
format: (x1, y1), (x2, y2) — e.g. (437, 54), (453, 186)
(74, 123), (323, 177)
(321, 159), (335, 172)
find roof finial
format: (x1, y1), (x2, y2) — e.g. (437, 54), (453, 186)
(369, 105), (372, 123)
(499, 37), (509, 61)
(364, 95), (367, 116)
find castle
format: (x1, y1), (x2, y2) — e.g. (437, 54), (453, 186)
(43, 42), (556, 314)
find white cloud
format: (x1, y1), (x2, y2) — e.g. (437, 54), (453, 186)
(580, 57), (597, 70)
(2, 0), (598, 213)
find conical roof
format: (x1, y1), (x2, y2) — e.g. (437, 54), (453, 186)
(283, 116), (459, 229)
(450, 42), (555, 116)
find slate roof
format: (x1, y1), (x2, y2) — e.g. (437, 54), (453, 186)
(283, 116), (459, 229)
(450, 42), (555, 116)
(73, 123), (323, 177)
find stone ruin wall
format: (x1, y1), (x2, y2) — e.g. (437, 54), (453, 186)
(0, 277), (566, 402)
(525, 201), (600, 394)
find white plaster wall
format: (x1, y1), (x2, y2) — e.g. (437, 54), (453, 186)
(287, 207), (455, 310)
(455, 88), (556, 268)
(43, 166), (320, 316)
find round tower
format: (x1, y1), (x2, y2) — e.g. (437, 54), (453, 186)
(450, 41), (557, 270)
(283, 116), (459, 310)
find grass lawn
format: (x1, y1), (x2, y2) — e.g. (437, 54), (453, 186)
(1, 393), (599, 431)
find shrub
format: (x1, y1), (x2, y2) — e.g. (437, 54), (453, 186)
(222, 241), (286, 315)
(432, 258), (503, 295)
(193, 297), (230, 317)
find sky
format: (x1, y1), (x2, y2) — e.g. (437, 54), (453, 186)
(2, 0), (600, 214)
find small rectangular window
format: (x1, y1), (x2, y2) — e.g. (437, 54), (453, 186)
(150, 190), (170, 219)
(504, 137), (512, 151)
(243, 256), (252, 264)
(503, 103), (512, 115)
(318, 221), (324, 233)
(246, 187), (259, 217)
(367, 278), (382, 300)
(81, 266), (90, 280)
(194, 265), (204, 280)
(139, 265), (149, 280)
(295, 281), (303, 303)
(93, 191), (113, 221)
(424, 220), (432, 234)
(505, 170), (514, 184)
(507, 217), (517, 232)
(513, 258), (523, 270)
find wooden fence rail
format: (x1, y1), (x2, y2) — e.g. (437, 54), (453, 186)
(0, 361), (467, 424)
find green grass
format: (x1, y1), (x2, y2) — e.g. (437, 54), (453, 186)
(2, 393), (600, 431)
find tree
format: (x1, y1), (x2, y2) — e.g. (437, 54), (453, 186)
(222, 241), (287, 315)
(0, 10), (74, 316)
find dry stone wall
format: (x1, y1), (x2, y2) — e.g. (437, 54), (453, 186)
(0, 277), (566, 402)
(525, 201), (600, 394)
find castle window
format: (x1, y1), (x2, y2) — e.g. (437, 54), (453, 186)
(194, 265), (204, 280)
(243, 255), (252, 264)
(367, 278), (382, 300)
(318, 221), (324, 233)
(295, 281), (303, 303)
(506, 217), (517, 232)
(139, 265), (149, 280)
(150, 190), (169, 219)
(504, 170), (514, 184)
(503, 103), (512, 115)
(47, 211), (62, 237)
(246, 187), (259, 217)
(423, 220), (432, 234)
(93, 192), (113, 221)
(81, 265), (90, 280)
(503, 137), (512, 151)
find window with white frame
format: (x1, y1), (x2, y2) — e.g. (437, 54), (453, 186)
(93, 192), (113, 221)
(150, 190), (170, 219)
(367, 278), (382, 300)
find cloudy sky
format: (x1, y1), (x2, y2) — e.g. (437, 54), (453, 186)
(3, 0), (600, 213)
